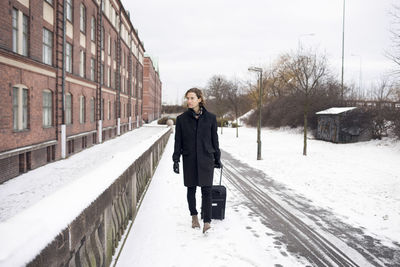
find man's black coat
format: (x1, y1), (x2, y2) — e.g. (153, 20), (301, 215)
(173, 107), (221, 187)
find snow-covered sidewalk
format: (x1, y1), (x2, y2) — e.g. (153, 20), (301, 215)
(115, 134), (308, 267)
(0, 125), (169, 266)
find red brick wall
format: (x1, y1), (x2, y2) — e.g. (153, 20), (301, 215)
(32, 147), (48, 169)
(0, 60), (57, 152)
(0, 155), (19, 184)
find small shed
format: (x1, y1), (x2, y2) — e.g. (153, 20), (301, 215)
(316, 107), (372, 143)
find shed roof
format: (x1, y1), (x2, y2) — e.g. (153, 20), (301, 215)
(316, 107), (357, 115)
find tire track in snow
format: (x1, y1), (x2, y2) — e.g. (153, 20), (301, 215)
(220, 150), (391, 267)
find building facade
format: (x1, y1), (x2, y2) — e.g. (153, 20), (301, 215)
(0, 0), (149, 183)
(142, 56), (161, 123)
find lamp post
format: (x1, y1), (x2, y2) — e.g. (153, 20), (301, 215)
(248, 67), (263, 160)
(341, 0), (346, 103)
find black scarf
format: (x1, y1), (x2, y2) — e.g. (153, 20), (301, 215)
(189, 106), (203, 119)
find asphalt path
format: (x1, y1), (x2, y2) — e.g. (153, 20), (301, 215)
(220, 150), (400, 267)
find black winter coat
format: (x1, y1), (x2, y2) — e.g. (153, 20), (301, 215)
(173, 107), (221, 187)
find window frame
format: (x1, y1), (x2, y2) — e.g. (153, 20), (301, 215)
(12, 9), (18, 53)
(65, 42), (72, 73)
(42, 90), (53, 127)
(79, 95), (86, 124)
(42, 28), (53, 65)
(66, 0), (73, 22)
(80, 3), (86, 34)
(65, 93), (72, 125)
(91, 16), (95, 41)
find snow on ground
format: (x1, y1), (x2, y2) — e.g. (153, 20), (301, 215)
(219, 126), (400, 246)
(116, 135), (309, 267)
(0, 125), (170, 266)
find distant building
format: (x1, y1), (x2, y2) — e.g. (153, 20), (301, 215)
(316, 107), (372, 143)
(0, 0), (156, 183)
(143, 56), (162, 123)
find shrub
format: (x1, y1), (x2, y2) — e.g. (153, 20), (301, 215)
(216, 118), (229, 127)
(158, 117), (176, 125)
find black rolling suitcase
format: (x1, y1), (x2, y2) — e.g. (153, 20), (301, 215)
(202, 166), (226, 220)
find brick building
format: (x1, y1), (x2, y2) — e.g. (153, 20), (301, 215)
(0, 0), (150, 183)
(142, 55), (161, 123)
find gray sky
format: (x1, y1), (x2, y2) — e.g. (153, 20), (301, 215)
(121, 0), (396, 104)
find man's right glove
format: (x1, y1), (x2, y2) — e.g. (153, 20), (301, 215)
(214, 159), (222, 169)
(173, 161), (179, 174)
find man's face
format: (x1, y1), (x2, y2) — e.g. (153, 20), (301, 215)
(186, 92), (201, 109)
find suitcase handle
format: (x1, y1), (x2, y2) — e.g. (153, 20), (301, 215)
(219, 165), (223, 185)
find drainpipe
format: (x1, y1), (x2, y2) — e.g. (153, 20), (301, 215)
(61, 0), (67, 159)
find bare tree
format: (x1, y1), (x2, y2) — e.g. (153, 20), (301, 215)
(225, 78), (249, 137)
(205, 75), (230, 134)
(387, 4), (400, 77)
(280, 48), (328, 155)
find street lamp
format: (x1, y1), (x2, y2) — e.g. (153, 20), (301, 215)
(248, 66), (263, 160)
(341, 0), (346, 103)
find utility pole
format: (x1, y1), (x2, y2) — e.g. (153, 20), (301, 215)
(248, 67), (263, 160)
(341, 0), (346, 103)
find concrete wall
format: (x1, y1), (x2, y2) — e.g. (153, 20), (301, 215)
(27, 128), (171, 267)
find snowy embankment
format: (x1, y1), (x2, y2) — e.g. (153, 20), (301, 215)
(0, 125), (170, 266)
(220, 127), (400, 246)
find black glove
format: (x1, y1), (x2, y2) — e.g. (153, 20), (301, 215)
(214, 159), (222, 169)
(173, 161), (179, 174)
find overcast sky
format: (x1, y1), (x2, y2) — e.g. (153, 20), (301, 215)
(121, 0), (397, 104)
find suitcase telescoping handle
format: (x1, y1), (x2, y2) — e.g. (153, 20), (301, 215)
(219, 165), (223, 185)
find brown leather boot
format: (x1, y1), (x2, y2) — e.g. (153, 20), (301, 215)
(203, 222), (211, 233)
(192, 215), (200, 228)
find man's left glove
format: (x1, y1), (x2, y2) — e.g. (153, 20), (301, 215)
(214, 159), (222, 169)
(173, 161), (180, 174)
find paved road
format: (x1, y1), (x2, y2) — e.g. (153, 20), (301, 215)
(221, 150), (400, 267)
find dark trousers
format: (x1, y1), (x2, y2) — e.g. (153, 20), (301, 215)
(187, 186), (212, 223)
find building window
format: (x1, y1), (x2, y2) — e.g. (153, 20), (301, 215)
(107, 67), (111, 87)
(90, 98), (95, 122)
(101, 63), (104, 85)
(108, 36), (111, 55)
(22, 14), (28, 56)
(66, 42), (72, 73)
(91, 16), (95, 41)
(45, 0), (53, 5)
(43, 28), (52, 65)
(80, 95), (85, 124)
(79, 50), (86, 78)
(13, 86), (28, 131)
(43, 90), (52, 127)
(80, 4), (86, 33)
(66, 0), (73, 22)
(101, 27), (105, 51)
(108, 100), (111, 120)
(66, 93), (72, 124)
(12, 9), (29, 56)
(101, 98), (104, 120)
(90, 58), (95, 81)
(12, 9), (18, 53)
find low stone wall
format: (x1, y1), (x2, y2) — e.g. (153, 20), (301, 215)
(28, 128), (171, 267)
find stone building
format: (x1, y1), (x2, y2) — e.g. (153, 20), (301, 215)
(0, 0), (150, 183)
(142, 55), (161, 123)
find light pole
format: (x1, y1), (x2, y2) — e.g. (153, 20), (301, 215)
(298, 33), (315, 50)
(351, 54), (362, 96)
(341, 0), (346, 103)
(248, 67), (263, 160)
